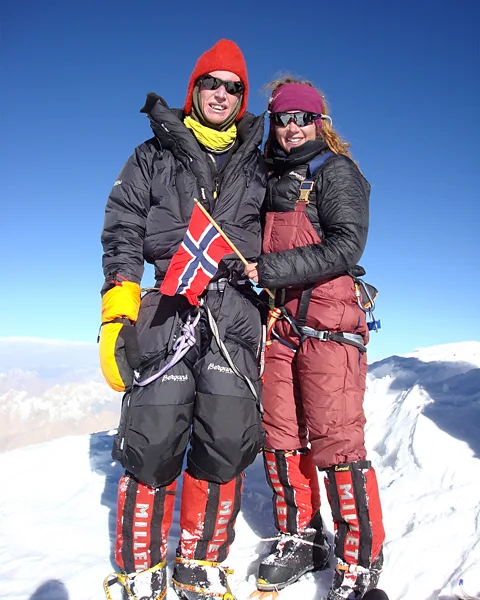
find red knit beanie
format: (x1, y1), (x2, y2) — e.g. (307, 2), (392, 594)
(183, 39), (248, 121)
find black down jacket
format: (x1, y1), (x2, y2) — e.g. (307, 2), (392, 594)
(101, 93), (267, 286)
(102, 95), (267, 487)
(257, 139), (370, 289)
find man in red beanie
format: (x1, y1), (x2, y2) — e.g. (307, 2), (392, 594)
(99, 39), (267, 599)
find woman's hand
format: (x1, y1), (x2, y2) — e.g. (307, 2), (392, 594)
(244, 262), (259, 283)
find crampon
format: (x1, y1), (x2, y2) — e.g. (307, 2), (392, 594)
(172, 557), (236, 600)
(103, 560), (167, 600)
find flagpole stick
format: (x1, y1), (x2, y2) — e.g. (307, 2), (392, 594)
(194, 199), (276, 300)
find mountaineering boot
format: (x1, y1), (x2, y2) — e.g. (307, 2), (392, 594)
(326, 549), (384, 600)
(256, 527), (331, 591)
(256, 448), (330, 591)
(121, 562), (167, 600)
(172, 557), (235, 599)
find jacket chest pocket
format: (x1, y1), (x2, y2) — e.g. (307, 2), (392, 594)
(149, 166), (197, 223)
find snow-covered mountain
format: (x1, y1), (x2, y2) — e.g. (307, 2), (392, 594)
(0, 338), (119, 452)
(0, 340), (479, 599)
(364, 341), (480, 599)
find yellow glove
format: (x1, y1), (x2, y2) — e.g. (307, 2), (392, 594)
(99, 280), (141, 392)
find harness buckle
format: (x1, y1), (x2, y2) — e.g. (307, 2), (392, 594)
(298, 180), (315, 203)
(206, 278), (228, 293)
(298, 325), (330, 342)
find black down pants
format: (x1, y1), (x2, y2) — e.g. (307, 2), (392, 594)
(112, 284), (264, 488)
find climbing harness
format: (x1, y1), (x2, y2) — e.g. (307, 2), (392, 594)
(267, 305), (367, 354)
(103, 560), (166, 600)
(352, 275), (381, 332)
(202, 297), (262, 412)
(266, 307), (282, 348)
(172, 557), (236, 600)
(258, 323), (267, 377)
(133, 283), (261, 411)
(133, 310), (201, 387)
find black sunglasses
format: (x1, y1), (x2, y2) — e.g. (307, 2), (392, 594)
(198, 75), (245, 96)
(271, 111), (321, 127)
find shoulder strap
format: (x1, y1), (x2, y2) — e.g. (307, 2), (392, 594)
(297, 151), (334, 205)
(294, 151), (335, 311)
(296, 286), (314, 327)
(307, 151), (334, 179)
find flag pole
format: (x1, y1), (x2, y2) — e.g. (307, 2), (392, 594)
(194, 199), (275, 300)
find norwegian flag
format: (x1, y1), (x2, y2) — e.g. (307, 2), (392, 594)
(160, 204), (232, 306)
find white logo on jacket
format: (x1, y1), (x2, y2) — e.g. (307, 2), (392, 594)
(162, 374), (188, 383)
(207, 363), (233, 375)
(113, 179), (122, 186)
(289, 171), (305, 182)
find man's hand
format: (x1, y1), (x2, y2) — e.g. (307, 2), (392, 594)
(244, 262), (259, 283)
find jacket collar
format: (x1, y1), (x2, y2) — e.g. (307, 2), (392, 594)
(267, 138), (330, 174)
(140, 93), (264, 168)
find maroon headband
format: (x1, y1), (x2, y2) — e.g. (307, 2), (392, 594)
(270, 83), (324, 114)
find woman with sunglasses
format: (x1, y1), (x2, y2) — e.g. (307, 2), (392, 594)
(245, 79), (385, 600)
(99, 39), (267, 600)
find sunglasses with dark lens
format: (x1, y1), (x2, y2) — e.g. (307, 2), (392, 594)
(271, 111), (321, 127)
(198, 75), (245, 96)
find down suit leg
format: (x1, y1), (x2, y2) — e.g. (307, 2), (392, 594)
(112, 286), (264, 596)
(260, 316), (385, 595)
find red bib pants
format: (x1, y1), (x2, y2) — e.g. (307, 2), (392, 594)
(262, 201), (385, 568)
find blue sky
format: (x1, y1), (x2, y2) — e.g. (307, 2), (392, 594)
(2, 0), (478, 363)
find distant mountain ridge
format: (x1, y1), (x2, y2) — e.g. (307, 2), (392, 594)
(0, 338), (119, 452)
(1, 337), (479, 455)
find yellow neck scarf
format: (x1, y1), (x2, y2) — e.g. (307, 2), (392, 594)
(184, 116), (237, 152)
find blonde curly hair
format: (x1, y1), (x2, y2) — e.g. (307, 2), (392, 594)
(264, 76), (352, 159)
